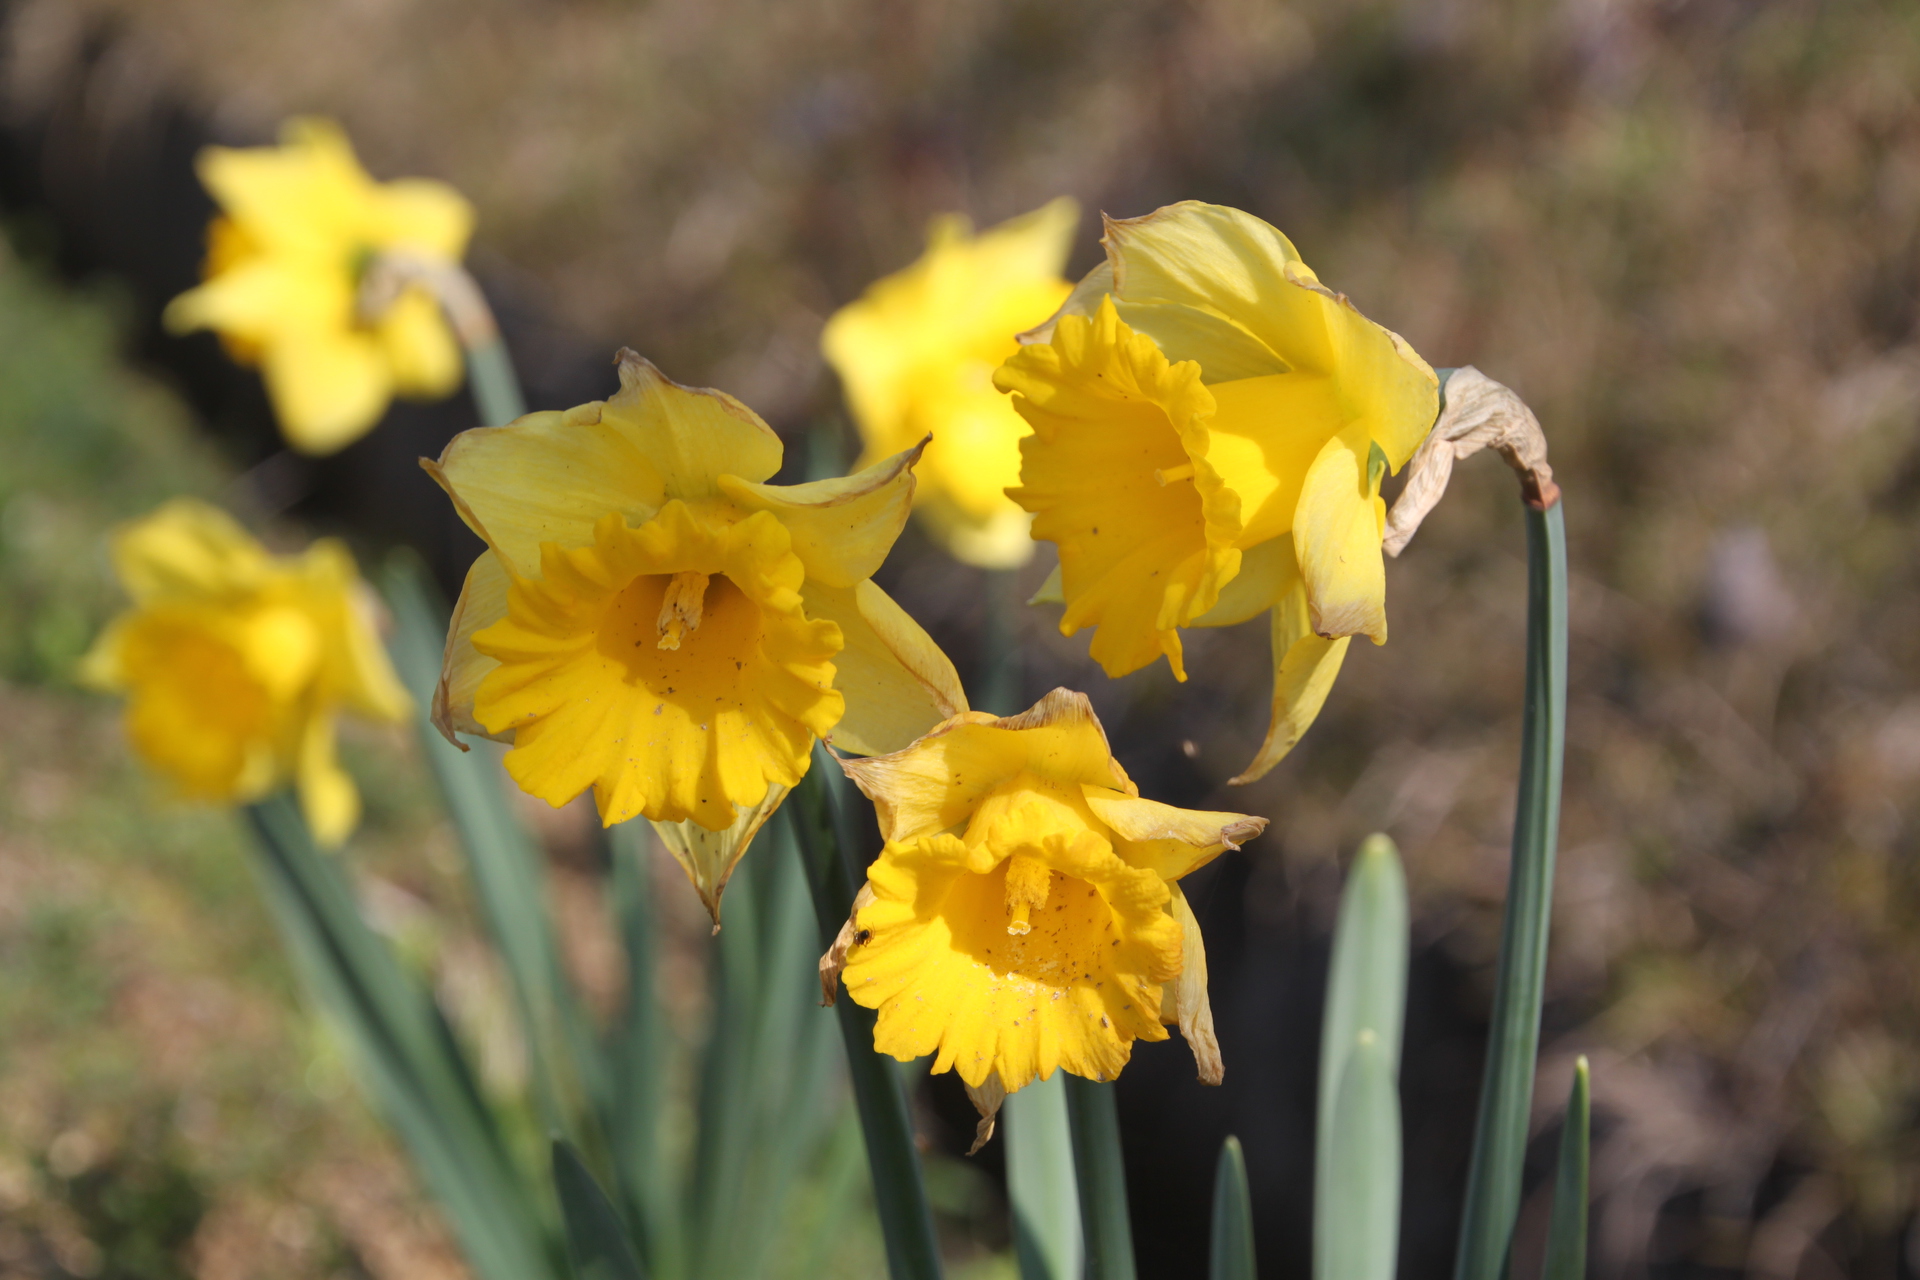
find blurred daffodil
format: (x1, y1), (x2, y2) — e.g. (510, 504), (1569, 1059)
(823, 199), (1078, 568)
(831, 689), (1263, 1115)
(996, 202), (1438, 782)
(424, 349), (968, 918)
(81, 499), (410, 845)
(165, 118), (475, 455)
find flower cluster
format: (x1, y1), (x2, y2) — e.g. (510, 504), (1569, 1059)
(104, 136), (1448, 1108)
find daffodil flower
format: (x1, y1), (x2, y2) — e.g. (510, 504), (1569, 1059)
(830, 689), (1263, 1113)
(165, 118), (475, 455)
(424, 349), (968, 917)
(81, 499), (410, 845)
(995, 202), (1439, 782)
(823, 200), (1078, 568)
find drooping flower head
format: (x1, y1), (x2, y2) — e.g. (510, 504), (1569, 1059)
(995, 202), (1439, 782)
(81, 499), (410, 845)
(832, 689), (1264, 1112)
(425, 349), (967, 917)
(823, 200), (1078, 568)
(165, 118), (475, 455)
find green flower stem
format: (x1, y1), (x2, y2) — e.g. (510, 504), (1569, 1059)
(1064, 1073), (1137, 1280)
(1452, 496), (1569, 1280)
(790, 756), (943, 1280)
(467, 335), (528, 427)
(979, 566), (1024, 717)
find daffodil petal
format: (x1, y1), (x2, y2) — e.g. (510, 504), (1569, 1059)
(1190, 535), (1293, 628)
(1229, 576), (1353, 785)
(424, 401), (667, 576)
(163, 258), (349, 343)
(303, 541), (411, 723)
(1165, 883), (1222, 1085)
(261, 327), (394, 455)
(606, 351), (782, 500)
(372, 177), (476, 258)
(297, 709), (360, 848)
(1081, 786), (1266, 883)
(719, 441), (924, 589)
(1294, 426), (1388, 644)
(840, 689), (1132, 843)
(378, 287), (463, 398)
(196, 118), (374, 259)
(109, 499), (272, 602)
(803, 578), (968, 757)
(432, 551), (512, 744)
(1206, 372), (1347, 547)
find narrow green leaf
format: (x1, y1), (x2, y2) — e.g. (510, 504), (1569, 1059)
(1542, 1058), (1590, 1280)
(1316, 833), (1408, 1235)
(1064, 1074), (1136, 1280)
(790, 755), (944, 1280)
(605, 822), (673, 1276)
(1209, 1136), (1255, 1280)
(1453, 499), (1569, 1280)
(1319, 1032), (1400, 1280)
(1007, 1073), (1082, 1280)
(245, 796), (559, 1280)
(553, 1139), (649, 1280)
(382, 557), (611, 1168)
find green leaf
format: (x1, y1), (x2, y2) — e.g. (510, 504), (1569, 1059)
(1319, 1032), (1400, 1280)
(1542, 1058), (1590, 1280)
(382, 557), (612, 1171)
(1453, 500), (1569, 1280)
(790, 754), (944, 1280)
(1209, 1136), (1255, 1280)
(1064, 1074), (1136, 1280)
(553, 1139), (648, 1280)
(605, 822), (673, 1276)
(245, 796), (559, 1280)
(1007, 1073), (1082, 1280)
(1316, 835), (1406, 1280)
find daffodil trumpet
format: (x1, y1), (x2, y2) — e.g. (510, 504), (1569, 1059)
(819, 689), (1265, 1143)
(996, 201), (1441, 784)
(424, 349), (967, 920)
(165, 117), (497, 454)
(81, 498), (411, 845)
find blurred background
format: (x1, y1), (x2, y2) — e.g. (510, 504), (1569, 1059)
(2, 0), (1918, 1275)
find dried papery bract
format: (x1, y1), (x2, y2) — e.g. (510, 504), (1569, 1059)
(1383, 365), (1559, 556)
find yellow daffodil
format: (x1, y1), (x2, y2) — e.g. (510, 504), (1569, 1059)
(425, 349), (968, 917)
(822, 200), (1078, 568)
(996, 202), (1439, 782)
(830, 688), (1264, 1113)
(81, 499), (410, 845)
(165, 118), (475, 455)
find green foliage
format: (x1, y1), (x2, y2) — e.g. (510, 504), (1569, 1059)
(1207, 1137), (1254, 1280)
(1542, 1060), (1591, 1280)
(553, 1139), (649, 1280)
(1315, 837), (1407, 1280)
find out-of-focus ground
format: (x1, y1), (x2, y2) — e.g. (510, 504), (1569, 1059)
(4, 0), (1920, 1276)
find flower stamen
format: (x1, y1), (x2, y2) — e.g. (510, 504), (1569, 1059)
(1155, 462), (1196, 486)
(1004, 852), (1053, 936)
(656, 571), (712, 651)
